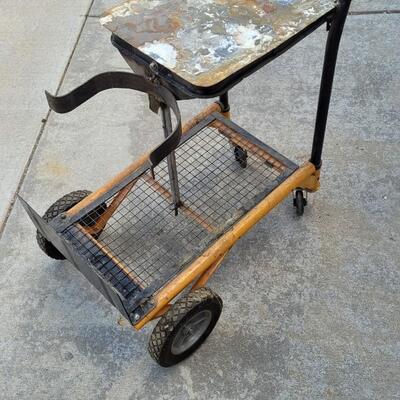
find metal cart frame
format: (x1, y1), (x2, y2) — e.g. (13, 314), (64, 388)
(21, 0), (352, 365)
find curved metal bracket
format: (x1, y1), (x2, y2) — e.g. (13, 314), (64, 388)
(45, 71), (181, 167)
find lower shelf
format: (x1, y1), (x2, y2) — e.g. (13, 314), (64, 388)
(61, 113), (298, 301)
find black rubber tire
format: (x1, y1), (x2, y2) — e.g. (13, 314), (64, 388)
(148, 287), (222, 367)
(234, 145), (248, 168)
(36, 190), (106, 260)
(294, 189), (306, 216)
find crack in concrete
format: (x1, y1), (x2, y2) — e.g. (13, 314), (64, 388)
(0, 0), (96, 240)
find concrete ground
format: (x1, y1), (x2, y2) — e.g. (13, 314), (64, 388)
(0, 1), (399, 399)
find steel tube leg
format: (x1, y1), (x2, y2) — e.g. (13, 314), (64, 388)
(218, 92), (230, 113)
(310, 0), (352, 169)
(161, 105), (181, 213)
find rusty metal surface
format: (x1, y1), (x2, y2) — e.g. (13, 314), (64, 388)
(101, 0), (336, 87)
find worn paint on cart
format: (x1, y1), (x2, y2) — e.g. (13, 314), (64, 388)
(101, 0), (336, 86)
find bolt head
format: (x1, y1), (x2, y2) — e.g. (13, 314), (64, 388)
(133, 313), (140, 321)
(149, 62), (159, 73)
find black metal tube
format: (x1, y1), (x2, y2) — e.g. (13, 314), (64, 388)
(310, 0), (352, 169)
(218, 92), (230, 112)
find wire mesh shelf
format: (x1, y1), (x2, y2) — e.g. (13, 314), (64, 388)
(61, 114), (297, 300)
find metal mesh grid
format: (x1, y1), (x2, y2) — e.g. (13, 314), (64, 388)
(62, 120), (294, 299)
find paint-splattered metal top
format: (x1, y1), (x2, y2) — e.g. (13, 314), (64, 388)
(101, 0), (336, 87)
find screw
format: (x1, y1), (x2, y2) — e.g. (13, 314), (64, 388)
(133, 313), (141, 321)
(61, 214), (66, 219)
(149, 62), (159, 74)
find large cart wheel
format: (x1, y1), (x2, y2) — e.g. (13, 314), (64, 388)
(36, 190), (106, 260)
(148, 287), (222, 367)
(293, 189), (307, 216)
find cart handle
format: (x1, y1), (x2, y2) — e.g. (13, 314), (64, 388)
(45, 71), (182, 167)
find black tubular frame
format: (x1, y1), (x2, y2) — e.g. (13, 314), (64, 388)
(310, 0), (352, 168)
(218, 92), (230, 113)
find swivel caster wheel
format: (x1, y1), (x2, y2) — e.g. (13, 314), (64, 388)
(293, 189), (307, 216)
(234, 145), (248, 168)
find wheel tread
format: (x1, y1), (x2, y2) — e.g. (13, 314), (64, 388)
(148, 287), (222, 366)
(36, 190), (92, 259)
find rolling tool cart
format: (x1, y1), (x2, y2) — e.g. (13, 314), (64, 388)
(21, 0), (352, 367)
